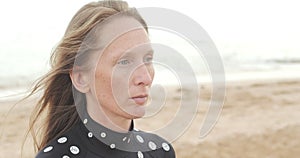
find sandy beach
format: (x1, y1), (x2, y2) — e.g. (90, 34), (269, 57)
(0, 78), (299, 158)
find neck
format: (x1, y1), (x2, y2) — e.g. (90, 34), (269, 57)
(86, 97), (132, 133)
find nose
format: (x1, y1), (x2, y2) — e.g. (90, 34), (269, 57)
(132, 63), (154, 86)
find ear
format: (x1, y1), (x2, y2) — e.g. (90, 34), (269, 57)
(69, 66), (90, 93)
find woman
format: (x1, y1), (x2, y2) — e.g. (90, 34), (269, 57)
(29, 0), (175, 158)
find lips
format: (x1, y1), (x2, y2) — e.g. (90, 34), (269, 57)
(131, 94), (148, 105)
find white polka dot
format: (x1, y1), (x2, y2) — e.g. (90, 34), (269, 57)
(127, 138), (131, 143)
(122, 137), (127, 141)
(88, 132), (93, 138)
(148, 141), (157, 150)
(136, 135), (144, 143)
(137, 151), (144, 158)
(83, 119), (88, 124)
(162, 142), (170, 151)
(43, 146), (53, 153)
(110, 143), (116, 149)
(100, 132), (106, 138)
(62, 155), (70, 158)
(57, 137), (68, 144)
(70, 145), (80, 155)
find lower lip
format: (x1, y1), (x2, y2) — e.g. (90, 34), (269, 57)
(131, 97), (147, 105)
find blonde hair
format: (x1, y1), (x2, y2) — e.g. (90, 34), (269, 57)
(27, 0), (148, 151)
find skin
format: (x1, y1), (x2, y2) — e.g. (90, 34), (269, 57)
(71, 17), (154, 132)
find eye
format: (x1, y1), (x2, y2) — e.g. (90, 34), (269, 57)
(117, 59), (131, 65)
(144, 55), (153, 64)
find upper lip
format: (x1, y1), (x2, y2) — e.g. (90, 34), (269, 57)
(131, 94), (148, 98)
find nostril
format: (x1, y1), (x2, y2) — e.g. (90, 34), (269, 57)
(133, 64), (154, 86)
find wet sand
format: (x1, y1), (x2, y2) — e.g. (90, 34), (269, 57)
(0, 78), (299, 157)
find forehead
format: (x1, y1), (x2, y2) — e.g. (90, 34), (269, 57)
(100, 16), (147, 47)
(99, 17), (150, 60)
(107, 29), (149, 52)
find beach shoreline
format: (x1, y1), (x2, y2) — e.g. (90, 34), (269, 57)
(1, 78), (300, 158)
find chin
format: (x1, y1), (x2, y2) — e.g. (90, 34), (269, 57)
(132, 113), (145, 119)
(127, 107), (146, 119)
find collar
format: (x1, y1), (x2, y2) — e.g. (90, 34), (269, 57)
(78, 104), (141, 151)
(76, 104), (170, 155)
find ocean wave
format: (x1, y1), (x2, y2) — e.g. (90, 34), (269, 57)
(267, 58), (300, 64)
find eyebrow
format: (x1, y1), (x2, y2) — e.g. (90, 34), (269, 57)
(123, 48), (154, 56)
(144, 49), (154, 55)
(111, 49), (154, 64)
(147, 49), (154, 54)
(126, 48), (154, 54)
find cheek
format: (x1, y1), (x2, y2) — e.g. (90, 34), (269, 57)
(112, 66), (132, 86)
(95, 67), (129, 105)
(111, 72), (130, 97)
(94, 66), (113, 99)
(148, 65), (155, 81)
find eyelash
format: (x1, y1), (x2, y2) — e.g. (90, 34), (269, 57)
(117, 55), (153, 66)
(144, 56), (153, 64)
(117, 59), (131, 65)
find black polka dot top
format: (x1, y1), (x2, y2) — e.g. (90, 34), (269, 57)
(35, 105), (176, 158)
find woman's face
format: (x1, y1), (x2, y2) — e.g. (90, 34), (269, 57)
(90, 17), (154, 120)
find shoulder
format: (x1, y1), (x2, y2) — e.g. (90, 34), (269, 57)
(133, 129), (176, 158)
(35, 137), (85, 158)
(35, 125), (87, 158)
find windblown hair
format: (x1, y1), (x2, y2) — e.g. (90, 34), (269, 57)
(27, 0), (148, 152)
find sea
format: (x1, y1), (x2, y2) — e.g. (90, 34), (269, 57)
(1, 28), (300, 101)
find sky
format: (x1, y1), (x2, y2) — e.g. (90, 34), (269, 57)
(0, 0), (299, 94)
(0, 0), (299, 77)
(1, 0), (299, 55)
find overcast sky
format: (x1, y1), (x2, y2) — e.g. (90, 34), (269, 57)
(0, 0), (299, 57)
